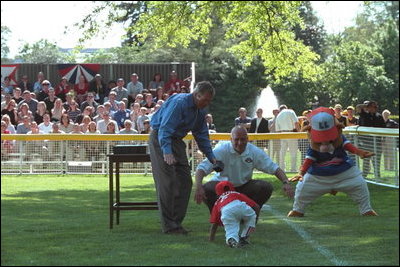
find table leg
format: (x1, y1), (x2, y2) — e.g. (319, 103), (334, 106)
(109, 160), (113, 229)
(116, 162), (120, 225)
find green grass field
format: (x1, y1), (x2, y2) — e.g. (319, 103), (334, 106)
(1, 174), (399, 266)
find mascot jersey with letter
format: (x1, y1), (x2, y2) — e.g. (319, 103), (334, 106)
(287, 107), (378, 217)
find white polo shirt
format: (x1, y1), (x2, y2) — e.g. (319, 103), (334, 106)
(38, 122), (53, 134)
(275, 109), (298, 132)
(197, 141), (279, 187)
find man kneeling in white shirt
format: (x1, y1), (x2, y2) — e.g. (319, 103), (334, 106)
(194, 125), (295, 212)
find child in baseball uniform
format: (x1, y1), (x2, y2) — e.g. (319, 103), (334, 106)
(287, 107), (378, 217)
(209, 181), (260, 248)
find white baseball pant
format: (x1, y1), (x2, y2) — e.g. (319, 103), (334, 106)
(221, 200), (256, 244)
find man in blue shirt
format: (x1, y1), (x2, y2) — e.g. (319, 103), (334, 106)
(112, 101), (131, 129)
(149, 81), (218, 235)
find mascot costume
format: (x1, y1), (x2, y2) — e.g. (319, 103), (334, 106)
(287, 107), (378, 217)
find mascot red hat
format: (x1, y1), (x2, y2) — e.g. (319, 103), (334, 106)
(215, 181), (235, 196)
(308, 107), (339, 143)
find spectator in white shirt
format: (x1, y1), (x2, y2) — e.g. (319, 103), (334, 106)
(275, 105), (300, 172)
(38, 113), (53, 134)
(119, 120), (138, 134)
(111, 78), (129, 102)
(97, 112), (119, 134)
(127, 73), (144, 101)
(136, 107), (149, 133)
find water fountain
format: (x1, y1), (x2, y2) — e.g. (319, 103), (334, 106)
(253, 85), (279, 118)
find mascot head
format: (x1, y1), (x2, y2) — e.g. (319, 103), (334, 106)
(303, 107), (344, 153)
(215, 181), (235, 196)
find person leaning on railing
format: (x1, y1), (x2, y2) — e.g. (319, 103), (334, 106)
(382, 109), (399, 171)
(356, 100), (386, 178)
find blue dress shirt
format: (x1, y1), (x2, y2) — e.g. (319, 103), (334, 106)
(150, 93), (215, 162)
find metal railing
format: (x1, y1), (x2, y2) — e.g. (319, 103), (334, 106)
(1, 128), (398, 188)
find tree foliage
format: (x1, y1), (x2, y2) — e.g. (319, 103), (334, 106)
(1, 25), (11, 61)
(75, 1), (321, 82)
(133, 1), (320, 81)
(323, 41), (393, 107)
(270, 1), (328, 112)
(16, 39), (76, 64)
(274, 1), (398, 114)
(338, 1), (399, 112)
(294, 1), (327, 62)
(45, 1), (400, 122)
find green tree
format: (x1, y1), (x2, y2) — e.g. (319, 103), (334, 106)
(16, 39), (76, 63)
(342, 1), (399, 112)
(294, 1), (327, 62)
(83, 48), (115, 63)
(138, 1), (321, 81)
(80, 17), (266, 131)
(137, 24), (267, 132)
(270, 1), (328, 114)
(76, 1), (321, 81)
(1, 25), (11, 61)
(323, 41), (394, 110)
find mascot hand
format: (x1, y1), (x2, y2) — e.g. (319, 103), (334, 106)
(289, 174), (303, 182)
(356, 149), (375, 159)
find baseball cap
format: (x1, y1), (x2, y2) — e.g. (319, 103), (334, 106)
(309, 107), (338, 143)
(215, 181), (235, 196)
(346, 106), (354, 110)
(334, 104), (342, 109)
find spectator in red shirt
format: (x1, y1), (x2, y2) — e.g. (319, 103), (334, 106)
(164, 70), (185, 95)
(55, 77), (71, 102)
(74, 75), (89, 105)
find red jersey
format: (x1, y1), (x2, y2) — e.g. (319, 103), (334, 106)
(210, 191), (257, 226)
(74, 83), (89, 95)
(164, 79), (185, 95)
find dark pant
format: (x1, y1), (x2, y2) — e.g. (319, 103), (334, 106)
(149, 130), (192, 233)
(203, 180), (274, 212)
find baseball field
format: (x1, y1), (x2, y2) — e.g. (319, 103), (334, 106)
(1, 174), (398, 266)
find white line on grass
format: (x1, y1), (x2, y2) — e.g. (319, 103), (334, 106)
(262, 205), (349, 266)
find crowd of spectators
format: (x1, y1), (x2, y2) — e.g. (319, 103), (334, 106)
(1, 70), (190, 159)
(1, 70), (192, 137)
(1, 71), (398, 170)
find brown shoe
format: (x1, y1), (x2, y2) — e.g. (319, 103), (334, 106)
(165, 227), (189, 235)
(287, 210), (304, 217)
(362, 210), (378, 216)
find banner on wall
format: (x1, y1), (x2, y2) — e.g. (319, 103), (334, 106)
(1, 64), (20, 85)
(57, 64), (101, 84)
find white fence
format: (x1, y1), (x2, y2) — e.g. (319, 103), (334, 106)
(1, 127), (398, 188)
